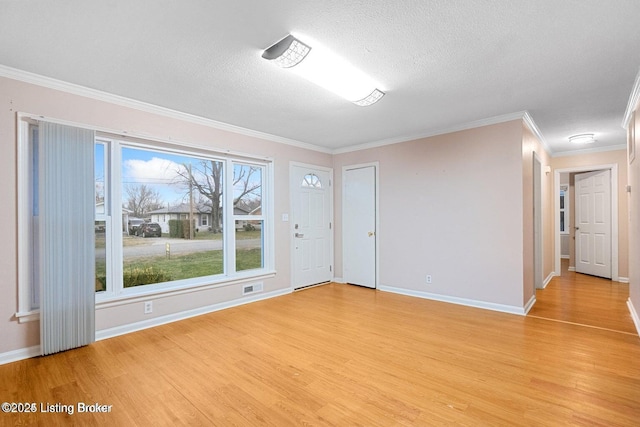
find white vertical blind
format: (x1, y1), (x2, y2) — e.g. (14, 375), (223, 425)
(39, 122), (95, 356)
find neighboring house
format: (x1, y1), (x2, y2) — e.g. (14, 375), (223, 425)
(148, 203), (213, 233)
(96, 203), (133, 234)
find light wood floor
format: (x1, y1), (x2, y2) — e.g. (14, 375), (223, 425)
(529, 259), (637, 334)
(1, 276), (639, 426)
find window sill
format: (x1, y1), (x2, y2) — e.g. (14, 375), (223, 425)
(96, 270), (277, 309)
(15, 311), (39, 323)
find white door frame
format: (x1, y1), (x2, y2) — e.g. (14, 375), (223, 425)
(553, 164), (618, 281)
(533, 152), (543, 289)
(289, 161), (334, 289)
(342, 162), (379, 288)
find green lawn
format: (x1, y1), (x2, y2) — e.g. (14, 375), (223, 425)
(96, 248), (262, 291)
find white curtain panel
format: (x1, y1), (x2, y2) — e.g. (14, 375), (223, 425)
(39, 122), (96, 356)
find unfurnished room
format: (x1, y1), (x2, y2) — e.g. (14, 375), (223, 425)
(1, 1), (639, 425)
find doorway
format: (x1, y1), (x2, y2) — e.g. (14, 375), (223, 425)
(553, 164), (619, 281)
(343, 163), (378, 288)
(290, 163), (333, 289)
(575, 169), (612, 278)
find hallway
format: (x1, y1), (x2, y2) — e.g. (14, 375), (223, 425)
(528, 259), (637, 335)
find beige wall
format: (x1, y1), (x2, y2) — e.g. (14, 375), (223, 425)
(0, 76), (332, 355)
(521, 123), (553, 305)
(333, 120), (528, 309)
(627, 107), (640, 326)
(551, 149), (629, 279)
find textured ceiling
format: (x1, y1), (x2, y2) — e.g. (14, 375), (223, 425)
(1, 0), (639, 154)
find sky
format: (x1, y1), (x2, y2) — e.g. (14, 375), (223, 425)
(95, 145), (263, 209)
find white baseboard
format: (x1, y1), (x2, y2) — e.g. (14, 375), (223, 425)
(378, 285), (530, 316)
(332, 276), (345, 284)
(0, 345), (40, 366)
(561, 255), (570, 259)
(96, 288), (290, 341)
(524, 294), (536, 314)
(542, 272), (556, 289)
(618, 276), (629, 284)
(0, 288), (291, 366)
(568, 266), (576, 272)
(627, 298), (640, 336)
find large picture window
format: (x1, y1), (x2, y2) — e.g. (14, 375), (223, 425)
(18, 116), (273, 319)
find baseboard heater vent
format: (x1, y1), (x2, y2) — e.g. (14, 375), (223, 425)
(242, 283), (264, 296)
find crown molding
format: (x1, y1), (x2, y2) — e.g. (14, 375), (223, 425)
(0, 64), (333, 154)
(622, 67), (640, 129)
(522, 111), (553, 155)
(333, 110), (547, 155)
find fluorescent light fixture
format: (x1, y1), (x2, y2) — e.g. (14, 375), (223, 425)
(569, 133), (596, 144)
(262, 34), (385, 106)
(261, 34), (311, 68)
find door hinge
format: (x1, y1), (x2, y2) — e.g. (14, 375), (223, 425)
(330, 265), (332, 272)
(329, 222), (332, 229)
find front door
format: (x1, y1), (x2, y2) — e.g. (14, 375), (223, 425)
(575, 169), (611, 278)
(291, 164), (332, 289)
(343, 165), (376, 288)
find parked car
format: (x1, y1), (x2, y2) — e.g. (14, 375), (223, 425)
(136, 222), (162, 237)
(128, 218), (145, 235)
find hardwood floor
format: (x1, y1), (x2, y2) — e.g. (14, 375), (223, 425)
(1, 279), (639, 426)
(529, 259), (637, 334)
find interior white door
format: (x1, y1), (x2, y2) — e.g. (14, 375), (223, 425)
(291, 165), (332, 289)
(343, 165), (376, 288)
(575, 169), (611, 278)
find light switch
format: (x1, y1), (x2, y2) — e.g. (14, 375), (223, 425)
(282, 213), (289, 221)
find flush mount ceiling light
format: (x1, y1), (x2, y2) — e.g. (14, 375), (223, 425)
(569, 133), (596, 144)
(262, 33), (385, 107)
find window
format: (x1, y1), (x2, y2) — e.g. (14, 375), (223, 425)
(233, 163), (264, 272)
(559, 184), (569, 234)
(18, 116), (273, 320)
(302, 173), (322, 188)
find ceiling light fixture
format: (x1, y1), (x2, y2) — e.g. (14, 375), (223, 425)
(568, 133), (596, 144)
(262, 34), (385, 107)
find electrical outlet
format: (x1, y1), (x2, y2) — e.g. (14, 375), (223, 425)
(426, 275), (432, 284)
(144, 301), (153, 314)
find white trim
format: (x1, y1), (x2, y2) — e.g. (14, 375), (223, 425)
(0, 346), (41, 366)
(552, 144), (627, 158)
(553, 164), (619, 282)
(334, 111), (535, 154)
(561, 255), (570, 259)
(618, 277), (629, 284)
(16, 116), (33, 317)
(533, 151), (544, 290)
(627, 298), (640, 336)
(622, 68), (640, 129)
(524, 294), (537, 315)
(342, 162), (380, 289)
(568, 266), (576, 272)
(378, 285), (530, 316)
(96, 288), (290, 341)
(15, 311), (39, 323)
(543, 272), (555, 289)
(0, 65), (331, 154)
(523, 111), (553, 155)
(332, 276), (345, 283)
